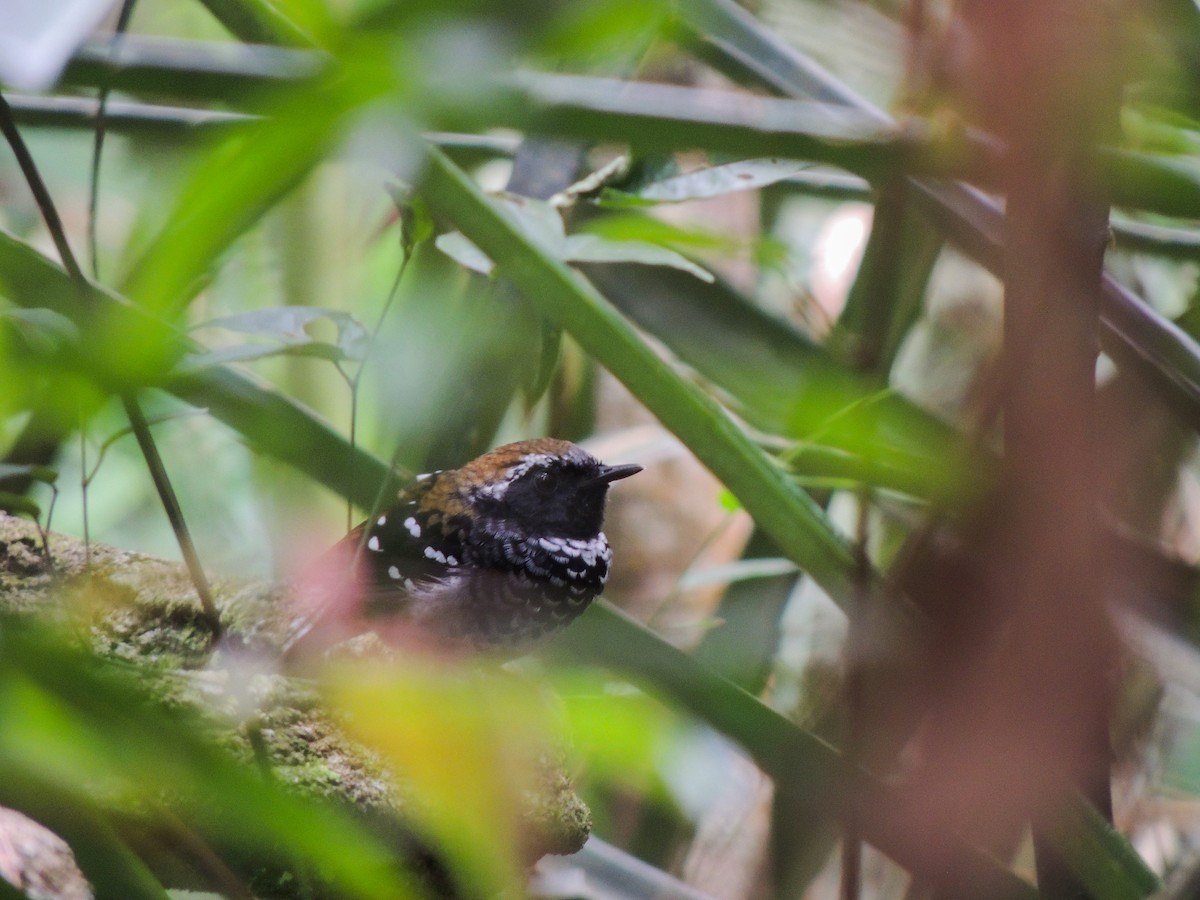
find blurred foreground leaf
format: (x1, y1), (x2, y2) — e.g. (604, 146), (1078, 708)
(0, 617), (421, 898)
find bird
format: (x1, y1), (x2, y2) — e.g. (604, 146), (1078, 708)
(284, 438), (641, 659)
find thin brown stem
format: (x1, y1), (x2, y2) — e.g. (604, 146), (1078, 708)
(0, 90), (222, 641)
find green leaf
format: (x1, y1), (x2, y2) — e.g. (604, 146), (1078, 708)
(0, 307), (81, 353)
(577, 212), (735, 251)
(609, 157), (814, 204)
(0, 494), (41, 518)
(435, 231), (495, 276)
(562, 234), (714, 282)
(436, 219), (716, 283)
(0, 619), (421, 899)
(548, 603), (1040, 900)
(0, 228), (395, 509)
(0, 464), (58, 485)
(495, 193), (568, 254)
(189, 306), (369, 368)
(119, 63), (393, 320)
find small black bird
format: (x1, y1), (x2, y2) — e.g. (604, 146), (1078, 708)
(285, 439), (641, 657)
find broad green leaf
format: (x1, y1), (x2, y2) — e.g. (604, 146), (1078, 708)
(176, 341), (347, 373)
(436, 223), (716, 283)
(188, 306), (369, 369)
(577, 212), (736, 251)
(119, 58), (395, 320)
(495, 193), (568, 254)
(0, 619), (420, 899)
(0, 307), (81, 353)
(562, 234), (714, 282)
(0, 229), (395, 508)
(605, 157), (813, 204)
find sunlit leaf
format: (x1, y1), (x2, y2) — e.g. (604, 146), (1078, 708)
(329, 660), (548, 897)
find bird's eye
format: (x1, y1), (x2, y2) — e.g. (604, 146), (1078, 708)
(534, 470), (559, 496)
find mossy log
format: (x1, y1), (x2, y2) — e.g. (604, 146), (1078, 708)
(0, 513), (591, 897)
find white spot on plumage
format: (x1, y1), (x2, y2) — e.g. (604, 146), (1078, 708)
(368, 536), (381, 552)
(446, 555), (459, 567)
(388, 565), (401, 580)
(403, 577), (415, 590)
(377, 515), (387, 526)
(404, 516), (421, 537)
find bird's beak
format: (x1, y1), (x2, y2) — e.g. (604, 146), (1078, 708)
(590, 463), (642, 486)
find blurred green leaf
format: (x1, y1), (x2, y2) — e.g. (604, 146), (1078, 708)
(183, 306), (369, 371)
(577, 211), (736, 251)
(120, 64), (394, 320)
(0, 618), (420, 899)
(561, 234), (714, 282)
(0, 494), (41, 518)
(388, 187), (435, 264)
(549, 603), (1040, 899)
(59, 38), (325, 104)
(603, 157), (814, 205)
(0, 464), (58, 485)
(435, 231), (496, 275)
(0, 228), (394, 507)
(193, 307), (367, 355)
(195, 0), (322, 46)
(580, 260), (971, 492)
(0, 307), (81, 354)
(437, 207), (715, 282)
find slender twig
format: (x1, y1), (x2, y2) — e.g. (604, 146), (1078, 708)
(157, 808), (255, 900)
(840, 485), (870, 900)
(121, 395), (222, 636)
(0, 94), (85, 284)
(350, 248), (414, 549)
(88, 0), (138, 281)
(0, 90), (222, 640)
(80, 401), (91, 565)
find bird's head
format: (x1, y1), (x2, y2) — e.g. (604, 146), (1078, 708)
(424, 439), (641, 541)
